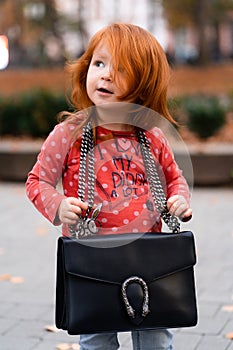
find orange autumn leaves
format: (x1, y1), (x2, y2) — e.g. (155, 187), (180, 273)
(222, 304), (233, 340)
(0, 273), (24, 284)
(56, 344), (80, 350)
(45, 325), (80, 349)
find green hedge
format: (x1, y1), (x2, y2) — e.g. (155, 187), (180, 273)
(0, 88), (71, 138)
(0, 89), (230, 139)
(183, 95), (226, 138)
(170, 94), (229, 139)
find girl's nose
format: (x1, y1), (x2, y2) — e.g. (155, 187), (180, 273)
(101, 66), (112, 81)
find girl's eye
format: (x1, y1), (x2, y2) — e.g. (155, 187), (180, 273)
(118, 66), (125, 74)
(94, 60), (105, 68)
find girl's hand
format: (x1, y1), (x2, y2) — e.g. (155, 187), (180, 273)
(167, 195), (192, 222)
(57, 197), (88, 225)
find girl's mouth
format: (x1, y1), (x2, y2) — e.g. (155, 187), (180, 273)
(97, 88), (113, 94)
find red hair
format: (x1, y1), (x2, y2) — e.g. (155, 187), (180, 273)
(64, 23), (175, 124)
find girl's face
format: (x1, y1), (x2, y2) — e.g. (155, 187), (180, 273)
(86, 43), (128, 106)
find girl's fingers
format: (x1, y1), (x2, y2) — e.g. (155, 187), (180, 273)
(67, 197), (89, 211)
(172, 204), (187, 217)
(168, 199), (185, 216)
(58, 197), (92, 225)
(167, 195), (179, 210)
(167, 195), (192, 221)
(70, 204), (83, 216)
(170, 205), (192, 222)
(181, 208), (193, 222)
(59, 212), (77, 224)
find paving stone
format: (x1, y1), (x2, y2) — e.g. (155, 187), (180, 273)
(183, 313), (229, 336)
(0, 335), (39, 350)
(173, 332), (201, 350)
(4, 303), (52, 321)
(197, 301), (221, 318)
(43, 328), (77, 343)
(34, 334), (132, 350)
(221, 318), (233, 336)
(195, 335), (231, 350)
(3, 319), (46, 339)
(0, 301), (16, 316)
(227, 341), (233, 350)
(0, 317), (19, 336)
(0, 184), (233, 349)
(30, 339), (59, 350)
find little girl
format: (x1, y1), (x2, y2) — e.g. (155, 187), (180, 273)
(26, 23), (192, 350)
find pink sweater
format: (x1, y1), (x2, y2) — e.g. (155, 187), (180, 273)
(26, 121), (190, 236)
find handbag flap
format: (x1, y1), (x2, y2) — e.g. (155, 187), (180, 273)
(58, 231), (196, 285)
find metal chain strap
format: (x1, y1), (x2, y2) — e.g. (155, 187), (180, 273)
(136, 129), (180, 233)
(70, 123), (180, 237)
(78, 121), (95, 212)
(69, 122), (96, 238)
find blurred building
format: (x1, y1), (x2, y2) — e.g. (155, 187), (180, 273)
(1, 0), (232, 67)
(56, 0), (168, 57)
(56, 0), (233, 64)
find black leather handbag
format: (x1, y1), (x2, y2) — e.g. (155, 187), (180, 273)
(55, 231), (197, 335)
(55, 123), (198, 335)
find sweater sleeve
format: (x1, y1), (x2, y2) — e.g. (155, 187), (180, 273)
(149, 128), (191, 205)
(25, 122), (75, 225)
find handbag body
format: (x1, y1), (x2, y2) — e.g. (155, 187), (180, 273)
(55, 231), (197, 335)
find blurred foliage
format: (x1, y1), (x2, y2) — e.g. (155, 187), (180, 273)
(184, 95), (226, 138)
(0, 88), (70, 137)
(0, 88), (230, 140)
(228, 89), (233, 110)
(162, 0), (196, 28)
(170, 95), (228, 139)
(0, 0), (64, 66)
(162, 0), (233, 64)
(1, 0), (232, 67)
(162, 0), (233, 28)
(0, 0), (88, 67)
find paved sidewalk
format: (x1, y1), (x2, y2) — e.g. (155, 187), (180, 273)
(0, 183), (233, 350)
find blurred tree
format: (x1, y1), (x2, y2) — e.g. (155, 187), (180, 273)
(209, 0), (233, 61)
(162, 0), (233, 65)
(0, 0), (65, 67)
(23, 0), (65, 65)
(76, 0), (88, 55)
(0, 0), (25, 65)
(147, 0), (161, 33)
(57, 0), (88, 57)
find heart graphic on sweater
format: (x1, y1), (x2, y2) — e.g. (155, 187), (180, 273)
(117, 139), (131, 151)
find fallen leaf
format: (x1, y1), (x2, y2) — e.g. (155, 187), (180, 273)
(222, 305), (233, 312)
(45, 324), (60, 333)
(10, 276), (24, 284)
(226, 332), (233, 340)
(0, 248), (5, 255)
(36, 225), (49, 236)
(56, 344), (71, 350)
(0, 274), (11, 281)
(71, 344), (80, 350)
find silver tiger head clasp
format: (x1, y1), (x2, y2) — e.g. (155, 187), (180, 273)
(70, 203), (102, 239)
(121, 276), (150, 320)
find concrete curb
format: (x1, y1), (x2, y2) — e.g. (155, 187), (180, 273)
(0, 141), (233, 185)
(175, 143), (233, 186)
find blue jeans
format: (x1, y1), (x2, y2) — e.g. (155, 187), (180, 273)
(79, 329), (173, 350)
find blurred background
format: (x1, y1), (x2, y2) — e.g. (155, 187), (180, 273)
(0, 0), (233, 184)
(1, 4), (233, 350)
(1, 0), (233, 68)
